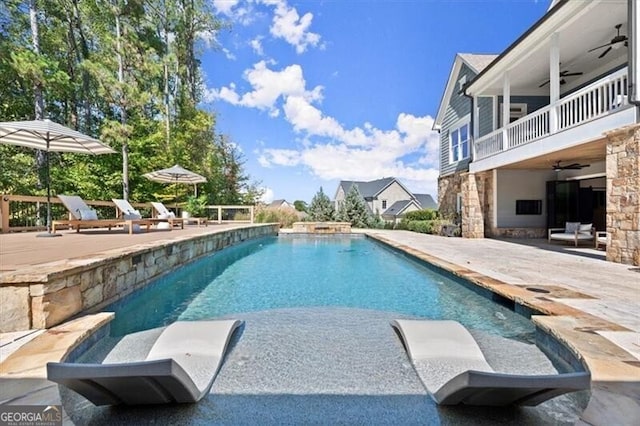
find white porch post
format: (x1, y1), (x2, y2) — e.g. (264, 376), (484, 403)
(502, 72), (510, 150)
(472, 95), (479, 159)
(549, 32), (560, 133)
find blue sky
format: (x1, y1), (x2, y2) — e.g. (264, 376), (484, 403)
(202, 0), (550, 204)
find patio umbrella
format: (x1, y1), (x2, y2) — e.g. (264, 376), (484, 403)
(143, 164), (206, 211)
(0, 119), (116, 237)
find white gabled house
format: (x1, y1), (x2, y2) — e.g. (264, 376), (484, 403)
(437, 0), (639, 266)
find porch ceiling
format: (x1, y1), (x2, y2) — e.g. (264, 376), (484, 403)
(502, 139), (606, 170)
(468, 0), (628, 96)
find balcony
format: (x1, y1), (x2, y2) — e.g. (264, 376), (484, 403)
(471, 68), (636, 172)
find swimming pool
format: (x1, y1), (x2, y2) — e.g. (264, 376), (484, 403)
(66, 234), (588, 424)
(106, 235), (534, 340)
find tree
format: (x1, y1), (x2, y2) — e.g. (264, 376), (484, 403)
(293, 200), (308, 212)
(308, 187), (335, 221)
(337, 184), (372, 228)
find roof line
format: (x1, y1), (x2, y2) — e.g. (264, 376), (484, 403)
(464, 0), (569, 92)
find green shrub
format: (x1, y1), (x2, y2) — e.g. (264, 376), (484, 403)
(402, 218), (456, 235)
(255, 208), (299, 228)
(404, 209), (440, 221)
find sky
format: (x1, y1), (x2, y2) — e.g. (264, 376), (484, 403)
(201, 0), (551, 204)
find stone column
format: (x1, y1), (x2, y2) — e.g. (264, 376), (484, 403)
(605, 124), (640, 266)
(461, 172), (485, 238)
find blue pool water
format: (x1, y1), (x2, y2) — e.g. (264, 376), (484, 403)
(106, 235), (534, 339)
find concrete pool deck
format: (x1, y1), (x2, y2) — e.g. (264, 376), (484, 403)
(1, 226), (639, 424)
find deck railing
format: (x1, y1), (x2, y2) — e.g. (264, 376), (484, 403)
(474, 67), (629, 160)
(0, 194), (254, 233)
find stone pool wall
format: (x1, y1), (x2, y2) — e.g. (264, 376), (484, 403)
(0, 224), (278, 332)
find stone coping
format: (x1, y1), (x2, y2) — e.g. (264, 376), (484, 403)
(0, 312), (113, 378)
(365, 233), (640, 405)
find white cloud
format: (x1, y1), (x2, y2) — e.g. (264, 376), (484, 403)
(260, 187), (274, 204)
(208, 61), (441, 197)
(250, 36), (264, 56)
(204, 61), (322, 116)
(259, 0), (321, 54)
(213, 0), (240, 16)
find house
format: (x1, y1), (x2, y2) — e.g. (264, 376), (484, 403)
(436, 0), (639, 266)
(334, 178), (437, 222)
(266, 199), (307, 220)
(434, 53), (498, 220)
(267, 199), (294, 210)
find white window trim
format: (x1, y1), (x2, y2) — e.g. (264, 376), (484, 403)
(448, 116), (471, 164)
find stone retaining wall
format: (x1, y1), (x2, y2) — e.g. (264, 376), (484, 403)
(0, 225), (278, 332)
(291, 222), (352, 233)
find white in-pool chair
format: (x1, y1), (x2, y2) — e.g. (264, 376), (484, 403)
(47, 320), (242, 405)
(391, 319), (590, 406)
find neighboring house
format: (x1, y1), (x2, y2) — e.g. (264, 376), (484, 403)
(267, 199), (294, 210)
(266, 199), (307, 220)
(334, 177), (437, 222)
(437, 0), (639, 266)
(433, 53), (498, 221)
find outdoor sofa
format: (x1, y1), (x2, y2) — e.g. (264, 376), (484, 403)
(548, 222), (595, 247)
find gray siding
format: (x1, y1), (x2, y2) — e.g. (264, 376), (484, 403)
(478, 96), (494, 137)
(439, 63), (476, 177)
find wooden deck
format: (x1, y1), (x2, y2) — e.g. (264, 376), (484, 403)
(0, 224), (246, 272)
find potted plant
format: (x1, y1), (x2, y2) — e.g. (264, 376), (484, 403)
(184, 195), (207, 218)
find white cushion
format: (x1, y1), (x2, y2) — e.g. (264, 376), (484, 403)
(123, 212), (141, 220)
(78, 208), (98, 220)
(579, 223), (592, 234)
(565, 222), (580, 233)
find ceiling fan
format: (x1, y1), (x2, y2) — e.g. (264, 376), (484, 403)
(588, 24), (628, 59)
(538, 69), (583, 87)
(552, 161), (590, 171)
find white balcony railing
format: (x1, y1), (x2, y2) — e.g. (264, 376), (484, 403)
(474, 67), (629, 160)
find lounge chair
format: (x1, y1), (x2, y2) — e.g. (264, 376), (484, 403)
(595, 231), (608, 249)
(548, 222), (595, 247)
(53, 195), (151, 234)
(151, 201), (207, 227)
(47, 319), (242, 406)
(113, 199), (184, 231)
(391, 319), (590, 406)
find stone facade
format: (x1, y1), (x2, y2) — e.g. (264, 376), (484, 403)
(605, 124), (640, 266)
(0, 225), (279, 332)
(460, 172), (489, 238)
(437, 173), (463, 220)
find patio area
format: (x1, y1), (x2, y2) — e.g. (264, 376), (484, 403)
(1, 227), (639, 424)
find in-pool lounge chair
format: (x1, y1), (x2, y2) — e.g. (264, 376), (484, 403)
(113, 199), (184, 231)
(47, 319), (242, 406)
(391, 319), (590, 406)
(548, 222), (595, 247)
(52, 194), (151, 234)
(151, 201), (207, 227)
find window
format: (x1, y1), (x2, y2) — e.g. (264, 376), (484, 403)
(450, 123), (470, 163)
(382, 200), (387, 209)
(499, 103), (527, 126)
(456, 193), (463, 213)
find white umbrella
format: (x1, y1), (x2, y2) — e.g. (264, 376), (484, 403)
(143, 164), (206, 211)
(0, 119), (116, 237)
